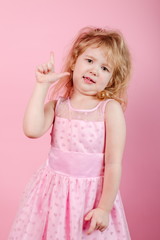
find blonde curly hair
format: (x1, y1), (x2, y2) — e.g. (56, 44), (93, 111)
(48, 26), (132, 111)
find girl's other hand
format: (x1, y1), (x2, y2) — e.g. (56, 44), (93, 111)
(84, 207), (109, 235)
(35, 52), (70, 84)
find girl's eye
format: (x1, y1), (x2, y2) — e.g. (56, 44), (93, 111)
(102, 66), (109, 72)
(86, 58), (93, 63)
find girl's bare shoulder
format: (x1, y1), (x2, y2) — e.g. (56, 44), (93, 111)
(104, 99), (125, 126)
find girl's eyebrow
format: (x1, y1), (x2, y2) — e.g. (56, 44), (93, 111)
(84, 54), (112, 68)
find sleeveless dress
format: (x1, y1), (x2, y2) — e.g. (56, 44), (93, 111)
(8, 97), (131, 240)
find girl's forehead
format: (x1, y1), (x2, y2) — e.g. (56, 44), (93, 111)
(83, 46), (105, 54)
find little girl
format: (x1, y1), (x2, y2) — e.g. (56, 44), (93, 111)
(8, 26), (132, 239)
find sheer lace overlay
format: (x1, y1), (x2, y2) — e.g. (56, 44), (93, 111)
(55, 97), (110, 121)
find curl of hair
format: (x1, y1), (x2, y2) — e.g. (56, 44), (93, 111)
(48, 26), (132, 112)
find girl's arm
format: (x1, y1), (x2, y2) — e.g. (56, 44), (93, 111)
(23, 52), (70, 138)
(97, 100), (126, 213)
(23, 82), (56, 138)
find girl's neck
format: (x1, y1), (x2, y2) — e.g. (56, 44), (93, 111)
(69, 92), (101, 109)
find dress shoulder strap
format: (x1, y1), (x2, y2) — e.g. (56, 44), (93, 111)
(54, 96), (63, 114)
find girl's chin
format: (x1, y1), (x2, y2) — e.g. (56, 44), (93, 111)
(79, 90), (98, 96)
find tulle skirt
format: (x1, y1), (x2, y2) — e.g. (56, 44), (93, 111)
(8, 159), (131, 240)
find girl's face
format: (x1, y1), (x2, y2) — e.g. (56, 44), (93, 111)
(72, 46), (113, 96)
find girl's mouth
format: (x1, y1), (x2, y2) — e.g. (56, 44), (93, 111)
(83, 76), (96, 84)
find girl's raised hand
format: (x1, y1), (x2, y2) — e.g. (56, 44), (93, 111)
(35, 52), (70, 84)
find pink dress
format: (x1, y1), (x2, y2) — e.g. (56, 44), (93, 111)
(8, 97), (131, 240)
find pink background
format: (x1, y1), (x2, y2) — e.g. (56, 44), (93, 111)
(1, 0), (160, 239)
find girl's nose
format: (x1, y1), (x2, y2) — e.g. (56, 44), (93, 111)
(90, 66), (99, 76)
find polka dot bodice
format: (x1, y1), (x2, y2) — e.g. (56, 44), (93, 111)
(50, 97), (112, 154)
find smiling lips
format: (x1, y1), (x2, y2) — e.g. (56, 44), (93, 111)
(83, 76), (96, 84)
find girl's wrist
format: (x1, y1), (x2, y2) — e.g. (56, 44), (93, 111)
(36, 81), (51, 88)
(35, 81), (52, 92)
(97, 206), (111, 214)
(32, 82), (51, 103)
